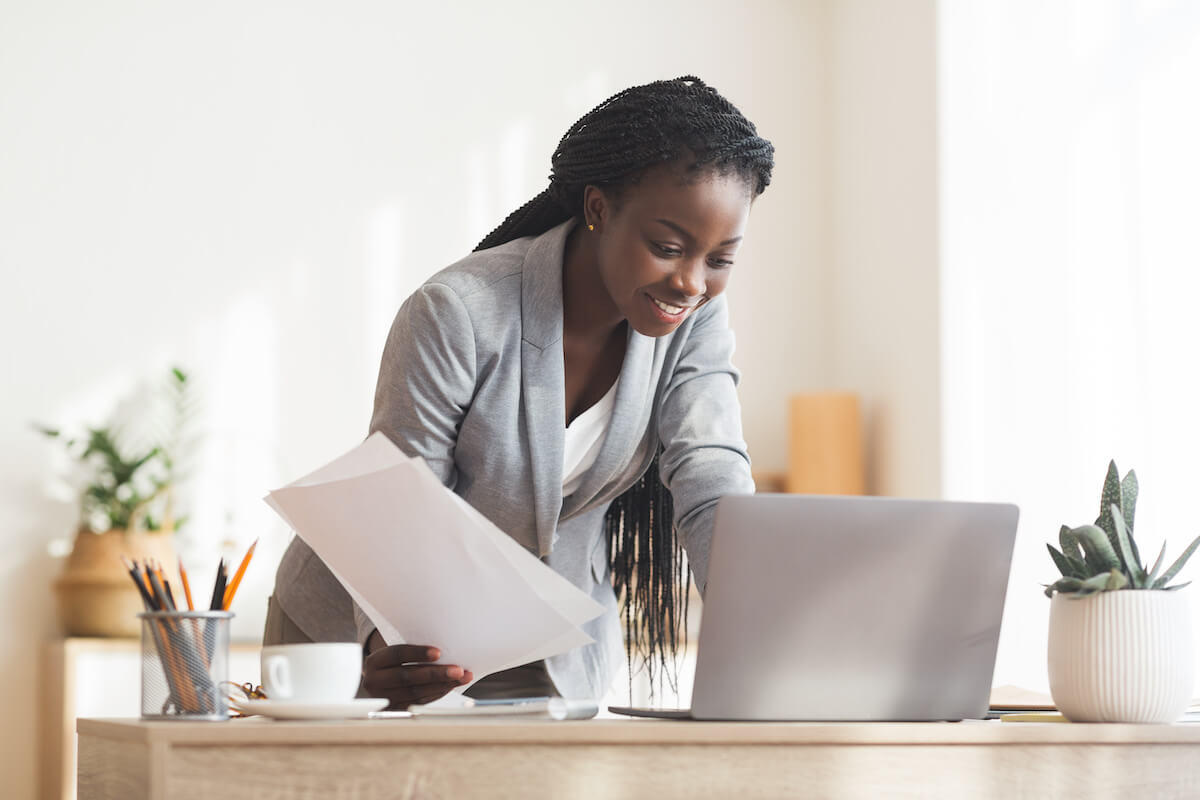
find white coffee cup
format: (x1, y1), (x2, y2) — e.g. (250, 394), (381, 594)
(260, 643), (362, 704)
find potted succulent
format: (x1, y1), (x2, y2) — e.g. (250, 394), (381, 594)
(38, 367), (195, 637)
(1045, 461), (1200, 722)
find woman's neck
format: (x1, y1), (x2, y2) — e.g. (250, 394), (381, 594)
(561, 221), (623, 341)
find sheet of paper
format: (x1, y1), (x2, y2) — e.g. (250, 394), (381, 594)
(264, 433), (604, 681)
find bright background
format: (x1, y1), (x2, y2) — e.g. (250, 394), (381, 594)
(2, 1), (1197, 796)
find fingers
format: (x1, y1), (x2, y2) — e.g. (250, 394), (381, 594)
(364, 643), (442, 671)
(361, 645), (475, 709)
(375, 674), (474, 711)
(368, 663), (471, 687)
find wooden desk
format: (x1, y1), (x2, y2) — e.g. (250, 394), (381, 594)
(78, 716), (1200, 799)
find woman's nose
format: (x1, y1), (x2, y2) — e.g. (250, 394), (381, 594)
(669, 258), (706, 299)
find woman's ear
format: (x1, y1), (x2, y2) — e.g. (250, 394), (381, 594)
(582, 185), (611, 233)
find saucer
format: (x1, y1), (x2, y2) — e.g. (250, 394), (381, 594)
(233, 697), (388, 720)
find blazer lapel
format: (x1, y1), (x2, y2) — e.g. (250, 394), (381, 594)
(520, 219), (574, 557)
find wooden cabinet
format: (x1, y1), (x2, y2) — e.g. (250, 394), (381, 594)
(39, 638), (261, 800)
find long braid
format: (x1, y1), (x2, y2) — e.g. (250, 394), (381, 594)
(605, 450), (688, 702)
(475, 76), (774, 699)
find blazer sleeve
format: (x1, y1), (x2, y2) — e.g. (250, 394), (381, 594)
(656, 294), (755, 594)
(354, 281), (478, 646)
(368, 282), (477, 485)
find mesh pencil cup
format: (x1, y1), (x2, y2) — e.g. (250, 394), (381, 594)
(138, 610), (234, 720)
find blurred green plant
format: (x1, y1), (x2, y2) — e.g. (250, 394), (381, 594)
(35, 366), (196, 535)
(1045, 460), (1200, 597)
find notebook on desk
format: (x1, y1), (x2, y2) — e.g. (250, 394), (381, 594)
(610, 494), (1019, 721)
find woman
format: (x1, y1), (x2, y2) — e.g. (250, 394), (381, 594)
(265, 75), (775, 708)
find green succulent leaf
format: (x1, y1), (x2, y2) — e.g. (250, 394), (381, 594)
(1146, 541), (1168, 584)
(1076, 569), (1128, 592)
(1097, 461), (1122, 543)
(1045, 577), (1087, 597)
(1059, 525), (1085, 565)
(1111, 504), (1146, 587)
(1166, 581), (1192, 591)
(1073, 524), (1122, 575)
(1047, 543), (1087, 579)
(1151, 534), (1200, 590)
(1120, 468), (1139, 546)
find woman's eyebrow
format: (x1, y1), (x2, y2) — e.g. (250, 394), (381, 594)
(653, 218), (743, 246)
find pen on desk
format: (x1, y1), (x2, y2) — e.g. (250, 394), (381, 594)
(471, 697), (553, 706)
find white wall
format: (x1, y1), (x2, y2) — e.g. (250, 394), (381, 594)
(940, 0), (1200, 694)
(827, 0), (941, 498)
(0, 2), (829, 796)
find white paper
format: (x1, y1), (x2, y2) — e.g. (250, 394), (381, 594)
(264, 433), (604, 682)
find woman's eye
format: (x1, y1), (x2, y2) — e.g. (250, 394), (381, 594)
(708, 258), (735, 269)
(652, 242), (682, 257)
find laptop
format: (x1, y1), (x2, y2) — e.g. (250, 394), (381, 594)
(610, 493), (1018, 721)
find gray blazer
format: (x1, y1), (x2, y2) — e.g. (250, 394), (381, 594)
(272, 217), (755, 700)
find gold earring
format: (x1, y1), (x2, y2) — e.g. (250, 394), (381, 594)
(588, 223), (595, 232)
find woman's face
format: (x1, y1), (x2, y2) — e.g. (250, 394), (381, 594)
(585, 164), (753, 337)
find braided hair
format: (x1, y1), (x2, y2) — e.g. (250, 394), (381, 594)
(474, 76), (774, 700)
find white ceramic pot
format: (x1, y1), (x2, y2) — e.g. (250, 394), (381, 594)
(1048, 590), (1193, 723)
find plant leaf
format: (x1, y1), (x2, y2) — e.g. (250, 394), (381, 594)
(1152, 534), (1200, 589)
(1166, 581), (1192, 591)
(1073, 524), (1122, 575)
(1097, 460), (1122, 546)
(1120, 469), (1140, 563)
(1045, 577), (1087, 597)
(1047, 544), (1086, 578)
(1078, 569), (1127, 592)
(1146, 541), (1168, 584)
(1111, 504), (1146, 587)
(1059, 525), (1085, 565)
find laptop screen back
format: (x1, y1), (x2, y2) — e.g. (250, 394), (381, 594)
(690, 494), (1018, 721)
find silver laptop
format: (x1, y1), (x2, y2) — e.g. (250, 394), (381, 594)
(610, 494), (1018, 721)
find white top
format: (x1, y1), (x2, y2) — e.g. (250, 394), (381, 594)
(562, 379), (619, 496)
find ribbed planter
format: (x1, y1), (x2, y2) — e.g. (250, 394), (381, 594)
(1048, 590), (1193, 723)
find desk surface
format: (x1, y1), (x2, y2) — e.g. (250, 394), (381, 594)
(77, 717), (1200, 800)
(78, 715), (1200, 744)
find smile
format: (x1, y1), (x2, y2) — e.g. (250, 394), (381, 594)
(650, 296), (691, 316)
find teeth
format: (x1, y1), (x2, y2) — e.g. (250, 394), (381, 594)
(652, 297), (685, 315)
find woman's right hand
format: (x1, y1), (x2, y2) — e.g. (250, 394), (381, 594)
(361, 630), (474, 710)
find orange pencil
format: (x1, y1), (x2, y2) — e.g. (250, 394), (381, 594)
(178, 558), (195, 611)
(138, 561), (156, 606)
(222, 539), (258, 610)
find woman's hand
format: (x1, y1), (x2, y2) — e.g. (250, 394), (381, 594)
(361, 630), (473, 710)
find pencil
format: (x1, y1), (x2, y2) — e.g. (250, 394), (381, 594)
(138, 561), (158, 609)
(146, 565), (175, 614)
(209, 559), (227, 612)
(222, 539), (258, 610)
(178, 559), (195, 611)
(121, 557), (156, 610)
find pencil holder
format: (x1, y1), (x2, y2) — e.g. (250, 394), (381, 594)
(139, 610), (234, 721)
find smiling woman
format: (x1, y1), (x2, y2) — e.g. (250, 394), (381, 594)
(266, 75), (775, 708)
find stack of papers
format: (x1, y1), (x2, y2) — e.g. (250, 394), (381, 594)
(265, 433), (604, 688)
